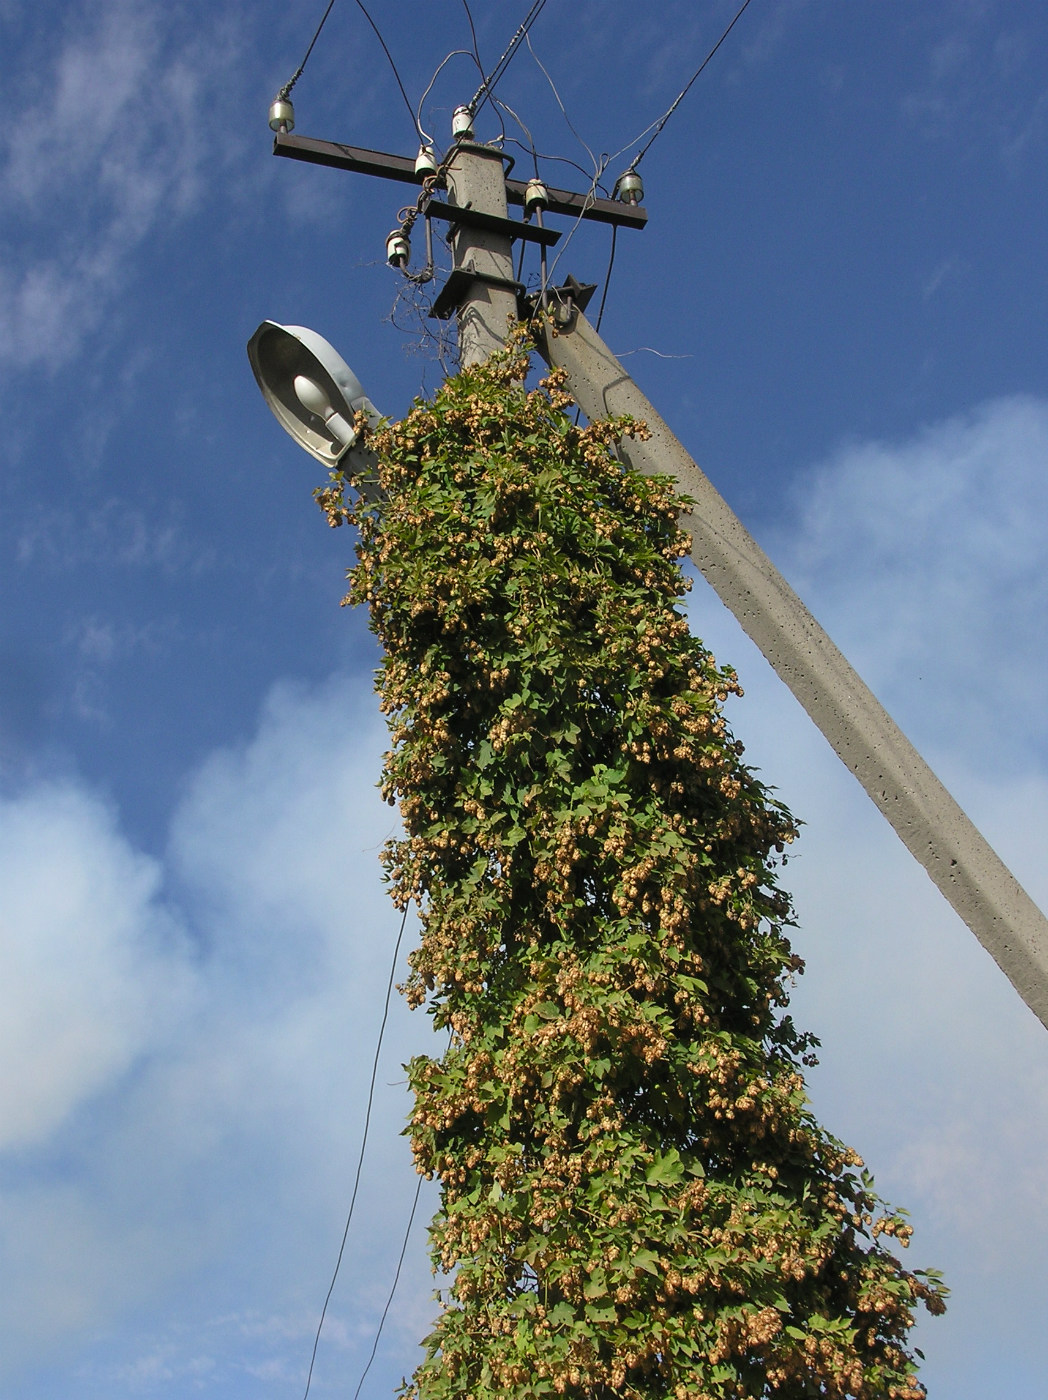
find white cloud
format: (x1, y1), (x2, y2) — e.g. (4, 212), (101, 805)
(0, 0), (240, 370)
(689, 392), (1048, 1390)
(3, 396), (1047, 1395)
(0, 783), (193, 1152)
(0, 672), (437, 1390)
(780, 395), (1048, 776)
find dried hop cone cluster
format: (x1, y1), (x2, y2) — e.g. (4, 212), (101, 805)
(316, 332), (945, 1400)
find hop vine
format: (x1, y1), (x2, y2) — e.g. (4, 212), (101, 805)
(316, 332), (946, 1400)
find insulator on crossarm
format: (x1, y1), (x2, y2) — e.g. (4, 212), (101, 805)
(415, 145), (438, 179)
(614, 169), (644, 205)
(386, 229), (411, 268)
(524, 178), (549, 215)
(268, 96), (295, 134)
(452, 105), (474, 140)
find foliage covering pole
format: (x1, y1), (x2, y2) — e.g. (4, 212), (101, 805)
(317, 334), (945, 1400)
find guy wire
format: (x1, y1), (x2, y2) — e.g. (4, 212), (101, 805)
(350, 1172), (426, 1400)
(300, 904), (411, 1400)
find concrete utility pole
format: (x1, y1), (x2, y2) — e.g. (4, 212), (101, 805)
(533, 302), (1048, 1031)
(262, 118), (1048, 1033)
(444, 143), (517, 367)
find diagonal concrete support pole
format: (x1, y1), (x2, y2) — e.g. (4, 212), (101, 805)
(535, 305), (1048, 1031)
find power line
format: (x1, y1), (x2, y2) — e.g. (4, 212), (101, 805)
(300, 904), (411, 1400)
(417, 50), (482, 146)
(593, 223), (618, 335)
(627, 0), (757, 172)
(349, 1172), (425, 1400)
(498, 134), (597, 189)
(468, 0), (549, 121)
(523, 32), (601, 183)
(351, 0), (423, 140)
(278, 0), (338, 101)
(277, 0), (422, 144)
(545, 0), (756, 284)
(461, 0), (482, 73)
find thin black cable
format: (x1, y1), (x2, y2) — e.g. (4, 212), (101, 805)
(469, 0), (548, 121)
(349, 1172), (425, 1400)
(300, 904), (411, 1400)
(352, 0), (422, 139)
(498, 137), (601, 190)
(524, 32), (600, 181)
(461, 0), (482, 72)
(594, 223), (618, 334)
(417, 49), (480, 145)
(278, 0), (338, 100)
(630, 0), (756, 171)
(544, 151), (610, 287)
(494, 97), (540, 178)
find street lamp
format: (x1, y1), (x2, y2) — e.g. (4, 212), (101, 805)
(246, 320), (383, 497)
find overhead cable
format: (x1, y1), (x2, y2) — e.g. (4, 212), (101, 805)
(351, 0), (423, 139)
(461, 0), (482, 73)
(300, 905), (411, 1400)
(277, 0), (338, 100)
(349, 1172), (425, 1400)
(417, 49), (482, 146)
(524, 33), (601, 182)
(594, 224), (618, 334)
(277, 0), (422, 142)
(626, 0), (756, 172)
(468, 0), (549, 120)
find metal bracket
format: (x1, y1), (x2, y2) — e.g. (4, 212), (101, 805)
(425, 200), (560, 247)
(525, 275), (598, 330)
(430, 267), (527, 321)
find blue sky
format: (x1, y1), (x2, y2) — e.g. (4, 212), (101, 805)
(2, 1), (1047, 1396)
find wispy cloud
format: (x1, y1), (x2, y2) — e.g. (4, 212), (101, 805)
(0, 0), (240, 371)
(0, 673), (435, 1385)
(691, 391), (1048, 1391)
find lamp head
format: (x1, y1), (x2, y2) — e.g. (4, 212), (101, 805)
(246, 321), (382, 469)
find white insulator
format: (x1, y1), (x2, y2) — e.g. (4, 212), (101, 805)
(614, 170), (644, 205)
(524, 178), (549, 213)
(268, 96), (295, 133)
(451, 105), (474, 140)
(414, 144), (438, 178)
(386, 229), (411, 268)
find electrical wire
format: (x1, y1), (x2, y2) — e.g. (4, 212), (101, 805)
(416, 49), (481, 146)
(349, 1172), (425, 1400)
(593, 223), (618, 334)
(494, 96), (541, 178)
(626, 0), (756, 172)
(523, 32), (600, 182)
(351, 0), (423, 139)
(468, 0), (549, 121)
(278, 0), (339, 100)
(498, 136), (597, 189)
(545, 0), (756, 287)
(461, 0), (482, 73)
(300, 905), (411, 1400)
(543, 152), (610, 287)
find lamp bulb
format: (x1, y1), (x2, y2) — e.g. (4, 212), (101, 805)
(293, 374), (334, 420)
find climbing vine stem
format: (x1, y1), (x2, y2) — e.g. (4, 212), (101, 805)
(315, 331), (945, 1400)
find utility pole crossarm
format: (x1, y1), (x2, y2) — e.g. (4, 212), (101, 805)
(272, 131), (647, 229)
(535, 305), (1048, 1031)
